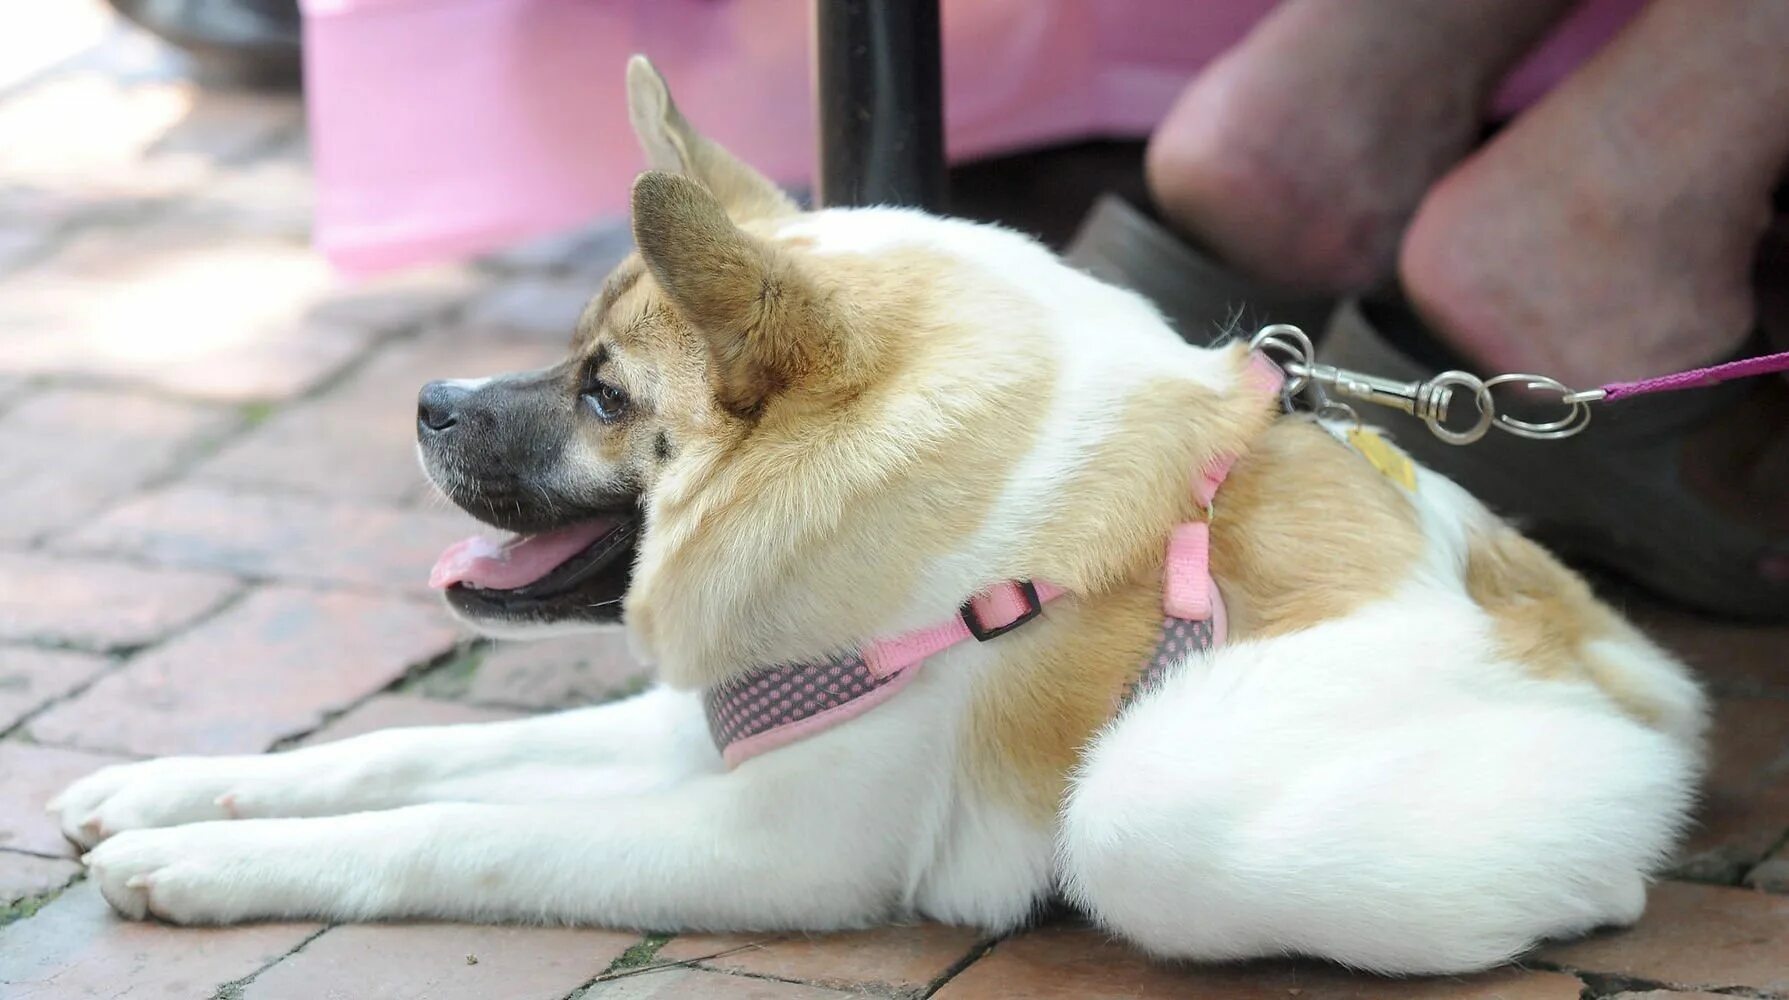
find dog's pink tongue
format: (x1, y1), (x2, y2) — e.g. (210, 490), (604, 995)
(429, 519), (616, 590)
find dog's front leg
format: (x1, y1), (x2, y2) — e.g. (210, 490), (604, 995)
(84, 751), (919, 929)
(53, 687), (714, 848)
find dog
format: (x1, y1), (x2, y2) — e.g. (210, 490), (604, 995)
(51, 56), (1706, 975)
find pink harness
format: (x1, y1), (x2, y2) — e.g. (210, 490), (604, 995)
(703, 354), (1284, 767)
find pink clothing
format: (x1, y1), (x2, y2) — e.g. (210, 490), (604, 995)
(301, 0), (1645, 275)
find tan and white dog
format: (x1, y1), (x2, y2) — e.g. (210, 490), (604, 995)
(52, 58), (1706, 975)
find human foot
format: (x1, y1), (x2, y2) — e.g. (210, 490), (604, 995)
(1146, 0), (1574, 294)
(1400, 0), (1789, 386)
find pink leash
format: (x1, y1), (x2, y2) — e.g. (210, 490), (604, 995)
(1598, 350), (1789, 402)
(1251, 324), (1789, 446)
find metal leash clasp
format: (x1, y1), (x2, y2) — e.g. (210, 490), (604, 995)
(1248, 324), (1595, 445)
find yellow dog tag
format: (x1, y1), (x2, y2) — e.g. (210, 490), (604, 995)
(1347, 427), (1417, 490)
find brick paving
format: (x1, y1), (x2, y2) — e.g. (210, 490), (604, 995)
(0, 5), (1785, 999)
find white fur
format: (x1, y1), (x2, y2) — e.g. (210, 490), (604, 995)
(57, 208), (1703, 974)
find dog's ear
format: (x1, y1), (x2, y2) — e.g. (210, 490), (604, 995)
(632, 171), (837, 416)
(627, 55), (798, 223)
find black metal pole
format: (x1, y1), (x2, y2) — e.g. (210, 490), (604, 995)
(813, 0), (946, 209)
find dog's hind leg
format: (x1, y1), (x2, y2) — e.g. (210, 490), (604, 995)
(52, 686), (714, 849)
(1058, 605), (1700, 975)
(80, 743), (921, 929)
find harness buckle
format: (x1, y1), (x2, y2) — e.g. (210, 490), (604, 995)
(960, 580), (1042, 641)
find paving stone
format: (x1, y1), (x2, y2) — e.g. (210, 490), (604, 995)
(931, 926), (1584, 1000)
(0, 850), (80, 907)
(0, 647), (111, 733)
(459, 275), (603, 339)
(0, 880), (320, 998)
(0, 387), (235, 544)
(0, 743), (130, 857)
(0, 0), (114, 91)
(1744, 850), (1789, 892)
(159, 132), (316, 241)
(195, 332), (563, 503)
(576, 967), (856, 999)
(0, 72), (209, 204)
(467, 631), (648, 710)
(0, 42), (302, 210)
(1538, 881), (1789, 994)
(294, 693), (524, 747)
(306, 262), (489, 334)
(52, 484), (478, 593)
(658, 924), (984, 997)
(0, 552), (239, 650)
(1605, 993), (1732, 1000)
(0, 223), (376, 401)
(1637, 603), (1789, 699)
(0, 223), (50, 277)
(1671, 697), (1789, 883)
(481, 221), (633, 279)
(242, 922), (637, 1000)
(27, 587), (461, 756)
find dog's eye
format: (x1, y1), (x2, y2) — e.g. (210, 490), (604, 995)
(585, 380), (629, 421)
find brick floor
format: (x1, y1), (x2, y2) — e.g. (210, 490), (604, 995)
(575, 967), (859, 999)
(1537, 881), (1789, 994)
(0, 647), (111, 733)
(0, 223), (375, 401)
(930, 926), (1587, 999)
(479, 222), (633, 280)
(1638, 603), (1789, 700)
(240, 924), (639, 1000)
(0, 881), (321, 998)
(458, 274), (611, 339)
(51, 484), (478, 593)
(0, 7), (1784, 999)
(294, 693), (524, 746)
(0, 552), (239, 650)
(0, 0), (114, 92)
(0, 851), (80, 908)
(463, 631), (649, 710)
(1672, 696), (1789, 883)
(0, 387), (236, 544)
(1747, 849), (1789, 892)
(26, 587), (462, 756)
(0, 743), (130, 858)
(656, 924), (988, 997)
(194, 332), (565, 504)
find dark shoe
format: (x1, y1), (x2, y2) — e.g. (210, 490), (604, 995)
(1064, 194), (1337, 346)
(107, 0), (301, 85)
(1322, 298), (1789, 621)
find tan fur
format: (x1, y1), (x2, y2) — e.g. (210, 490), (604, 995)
(626, 55), (797, 222)
(1465, 527), (1665, 727)
(1027, 347), (1279, 594)
(432, 60), (1692, 868)
(965, 573), (1170, 819)
(1213, 420), (1426, 639)
(602, 58), (1670, 825)
(969, 403), (1430, 817)
(610, 225), (1062, 689)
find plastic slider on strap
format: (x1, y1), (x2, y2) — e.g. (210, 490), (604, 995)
(959, 580), (1042, 641)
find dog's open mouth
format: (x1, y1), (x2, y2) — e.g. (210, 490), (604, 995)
(428, 515), (639, 615)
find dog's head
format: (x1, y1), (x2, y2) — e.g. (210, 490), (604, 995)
(420, 57), (1265, 687)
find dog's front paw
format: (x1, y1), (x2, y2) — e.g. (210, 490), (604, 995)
(84, 823), (312, 925)
(49, 757), (265, 850)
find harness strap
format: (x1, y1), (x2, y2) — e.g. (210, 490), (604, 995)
(863, 580), (1067, 678)
(704, 347), (1285, 766)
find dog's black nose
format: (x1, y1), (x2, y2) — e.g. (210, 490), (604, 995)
(418, 380), (470, 433)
